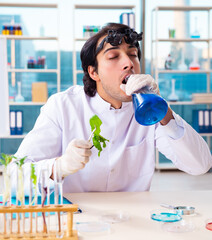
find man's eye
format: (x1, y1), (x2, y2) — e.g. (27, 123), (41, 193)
(109, 56), (118, 59)
(129, 54), (138, 57)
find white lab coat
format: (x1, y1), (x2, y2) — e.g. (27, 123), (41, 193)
(15, 86), (212, 193)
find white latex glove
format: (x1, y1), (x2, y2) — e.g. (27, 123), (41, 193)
(55, 139), (93, 178)
(120, 74), (159, 96)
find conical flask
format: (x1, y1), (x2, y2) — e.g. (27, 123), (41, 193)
(168, 79), (179, 102)
(132, 92), (168, 126)
(15, 81), (25, 102)
(178, 50), (187, 71)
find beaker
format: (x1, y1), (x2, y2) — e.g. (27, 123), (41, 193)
(132, 92), (168, 126)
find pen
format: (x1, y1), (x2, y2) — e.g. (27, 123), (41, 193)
(75, 208), (82, 214)
(66, 199), (82, 214)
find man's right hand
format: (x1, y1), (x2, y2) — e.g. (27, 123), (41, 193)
(120, 74), (159, 96)
(55, 139), (93, 178)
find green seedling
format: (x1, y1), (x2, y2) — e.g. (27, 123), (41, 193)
(30, 163), (37, 205)
(15, 156), (26, 168)
(15, 156), (27, 205)
(89, 115), (109, 157)
(0, 153), (16, 205)
(0, 153), (15, 167)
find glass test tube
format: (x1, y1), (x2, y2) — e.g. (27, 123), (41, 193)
(29, 173), (39, 235)
(29, 163), (38, 237)
(3, 165), (11, 237)
(29, 173), (33, 236)
(41, 167), (50, 236)
(16, 164), (25, 236)
(54, 160), (64, 237)
(3, 165), (11, 206)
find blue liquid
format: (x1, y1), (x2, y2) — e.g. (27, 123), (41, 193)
(132, 93), (168, 126)
(151, 212), (182, 222)
(190, 35), (200, 39)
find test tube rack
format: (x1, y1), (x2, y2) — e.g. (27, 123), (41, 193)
(0, 204), (78, 239)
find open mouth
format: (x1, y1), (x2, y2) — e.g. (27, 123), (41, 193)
(122, 75), (130, 84)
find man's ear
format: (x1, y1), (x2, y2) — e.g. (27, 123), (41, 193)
(88, 66), (100, 82)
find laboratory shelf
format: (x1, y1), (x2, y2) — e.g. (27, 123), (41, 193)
(152, 5), (212, 170)
(153, 6), (212, 11)
(0, 2), (60, 155)
(1, 35), (58, 40)
(200, 133), (212, 137)
(153, 38), (210, 42)
(8, 69), (58, 73)
(155, 162), (177, 170)
(168, 101), (197, 105)
(76, 70), (83, 74)
(168, 101), (212, 105)
(157, 70), (210, 74)
(74, 4), (135, 9)
(0, 135), (26, 139)
(9, 102), (45, 106)
(0, 3), (57, 8)
(75, 38), (89, 41)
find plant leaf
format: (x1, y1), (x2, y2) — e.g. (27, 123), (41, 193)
(89, 115), (109, 156)
(0, 153), (15, 167)
(15, 156), (27, 168)
(30, 163), (37, 186)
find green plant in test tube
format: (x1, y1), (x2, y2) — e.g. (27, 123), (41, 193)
(15, 156), (27, 205)
(0, 153), (15, 205)
(30, 163), (37, 205)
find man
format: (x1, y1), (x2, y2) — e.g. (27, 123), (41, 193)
(15, 23), (212, 192)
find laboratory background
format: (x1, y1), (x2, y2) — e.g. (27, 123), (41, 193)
(0, 0), (212, 187)
(1, 0), (212, 238)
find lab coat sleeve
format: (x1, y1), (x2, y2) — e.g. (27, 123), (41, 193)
(155, 112), (212, 175)
(12, 95), (62, 195)
(159, 112), (184, 140)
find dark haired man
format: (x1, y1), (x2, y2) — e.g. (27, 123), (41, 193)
(15, 23), (212, 192)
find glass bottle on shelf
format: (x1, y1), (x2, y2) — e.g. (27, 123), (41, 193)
(168, 79), (179, 102)
(189, 48), (200, 70)
(191, 17), (200, 38)
(164, 54), (172, 70)
(178, 50), (187, 71)
(15, 81), (25, 102)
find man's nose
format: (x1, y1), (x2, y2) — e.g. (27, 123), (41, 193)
(122, 54), (133, 70)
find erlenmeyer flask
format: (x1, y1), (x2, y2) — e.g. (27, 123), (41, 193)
(132, 92), (168, 126)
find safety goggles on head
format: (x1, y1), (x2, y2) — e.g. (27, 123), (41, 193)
(96, 28), (143, 55)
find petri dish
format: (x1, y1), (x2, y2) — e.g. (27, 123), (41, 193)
(162, 220), (195, 233)
(76, 222), (110, 236)
(100, 210), (130, 223)
(205, 219), (212, 231)
(151, 209), (182, 222)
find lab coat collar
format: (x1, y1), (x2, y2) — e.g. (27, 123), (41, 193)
(91, 92), (133, 113)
